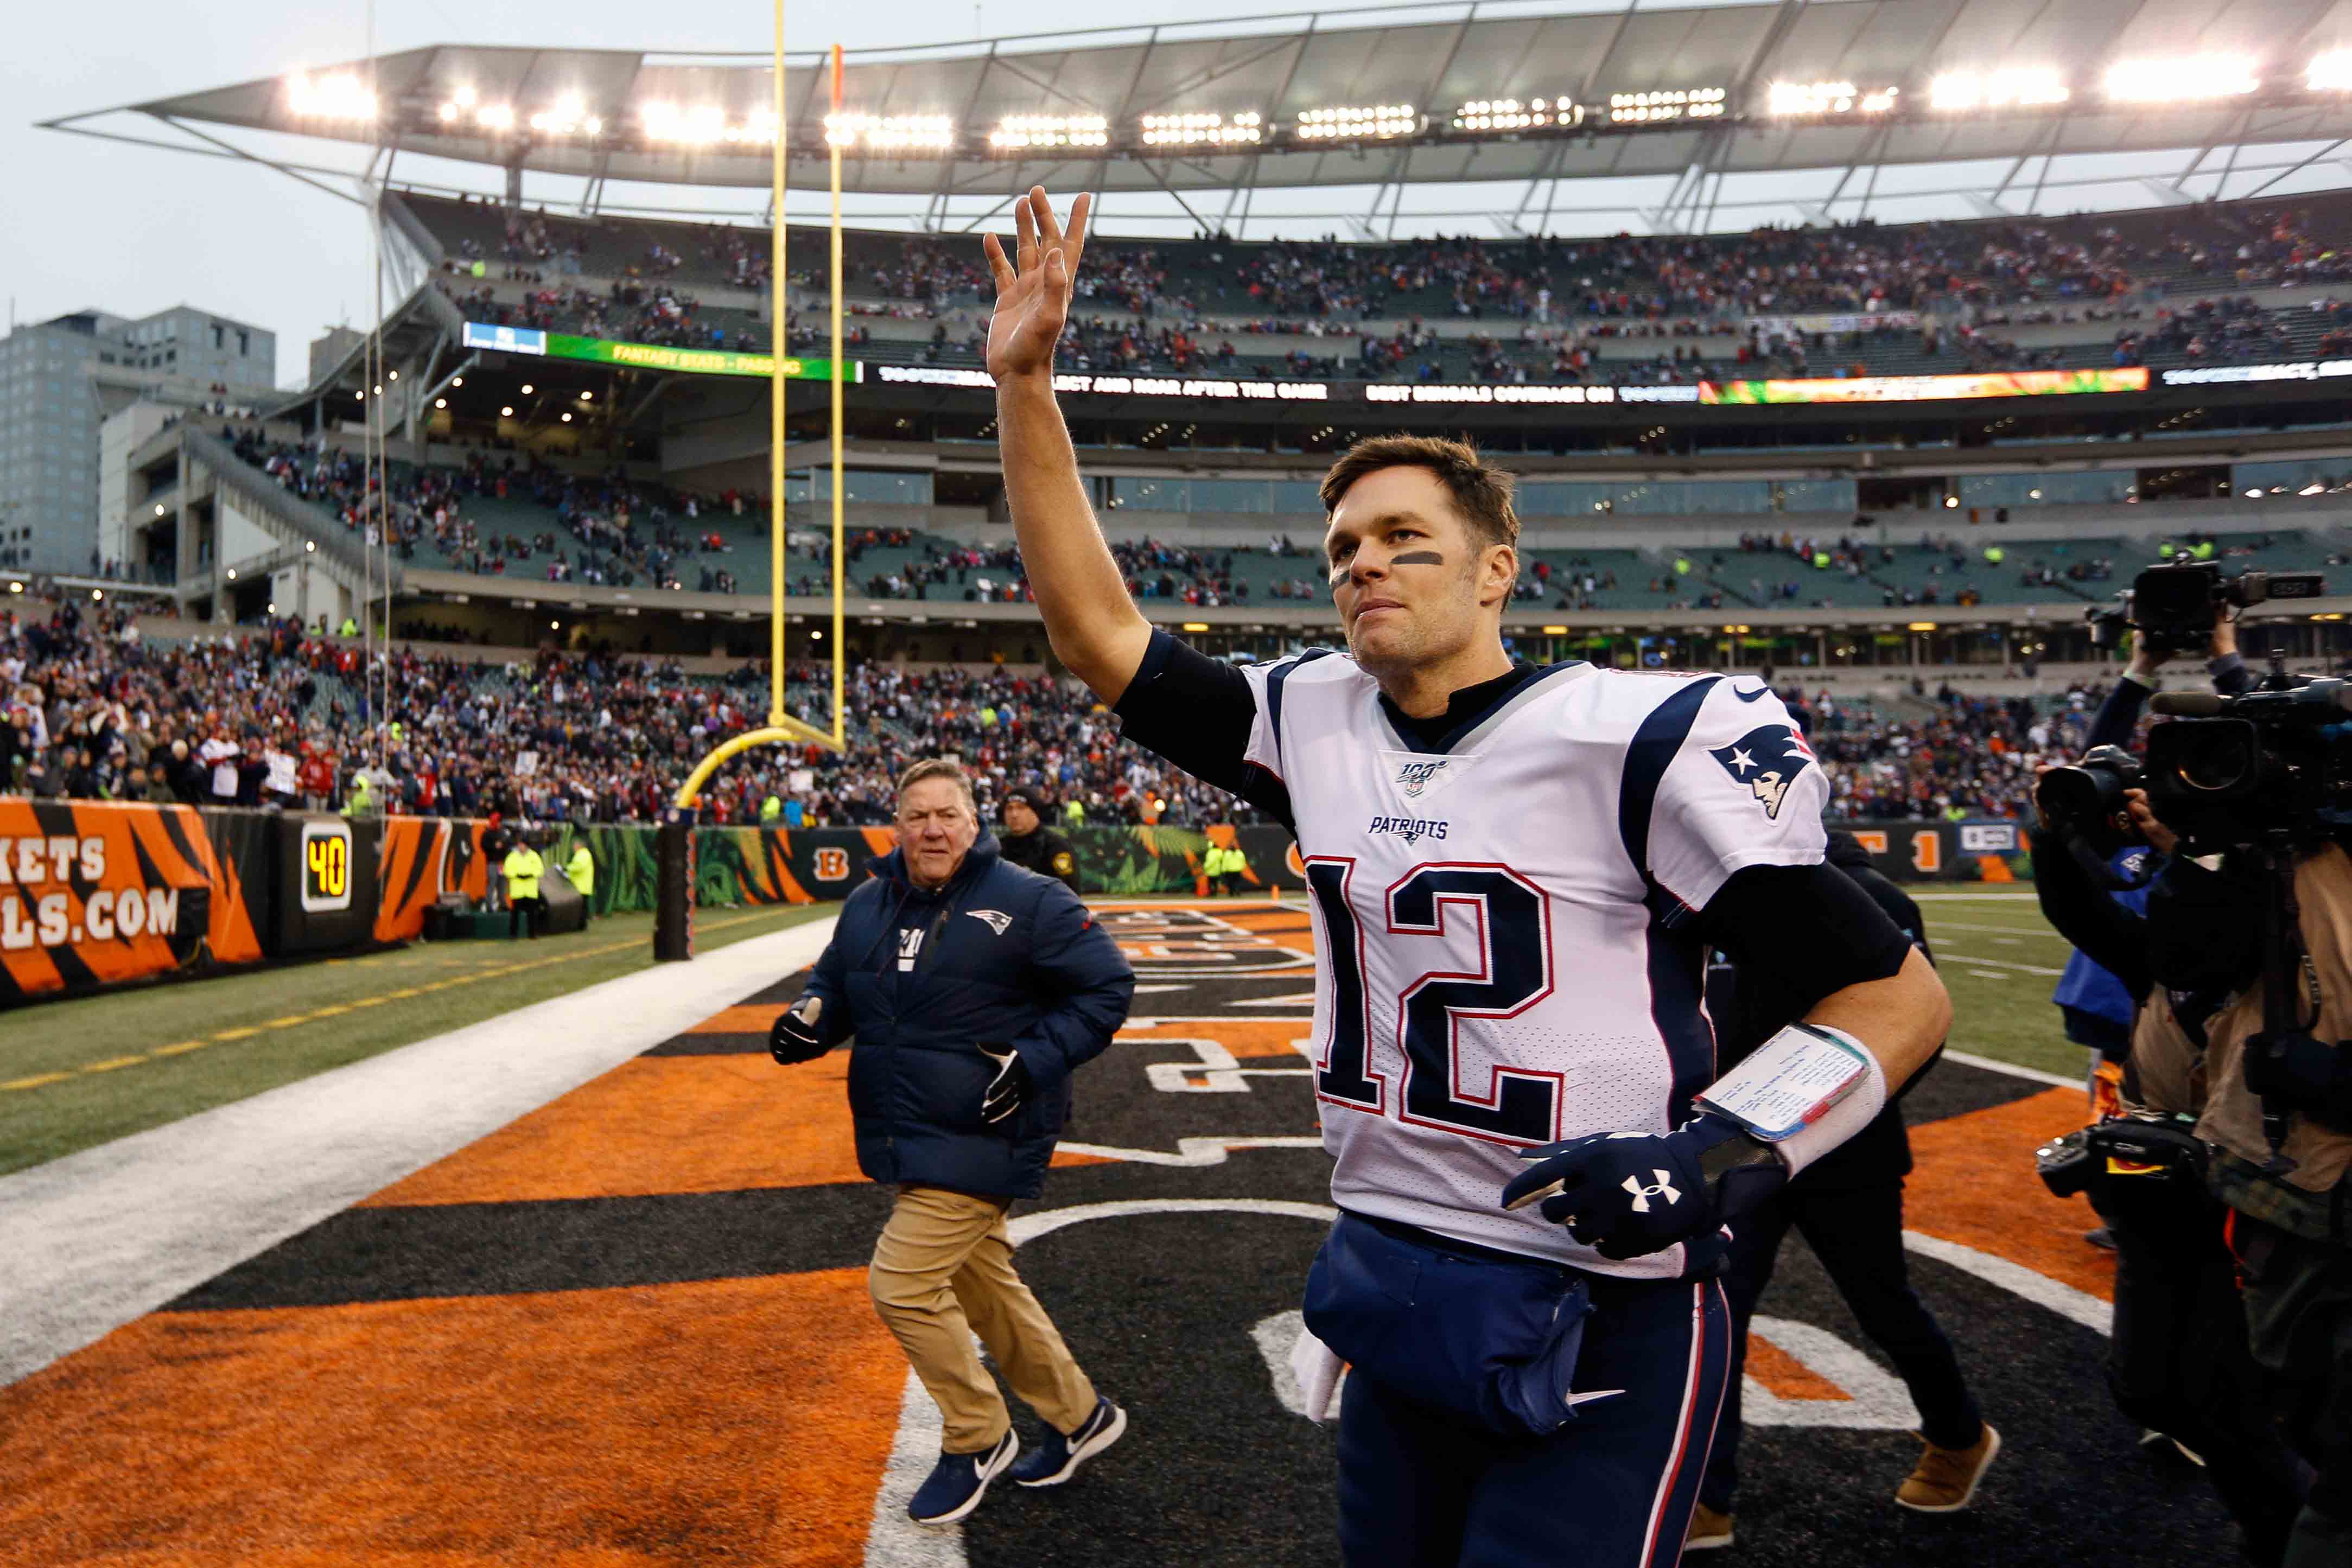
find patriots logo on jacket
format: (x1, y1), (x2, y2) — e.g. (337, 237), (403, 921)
(967, 909), (1013, 935)
(1708, 725), (1815, 821)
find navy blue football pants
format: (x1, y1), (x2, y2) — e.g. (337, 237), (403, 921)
(1337, 1269), (1732, 1567)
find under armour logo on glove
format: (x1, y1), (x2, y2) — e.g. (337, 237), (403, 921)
(1501, 1113), (1784, 1266)
(1620, 1171), (1681, 1213)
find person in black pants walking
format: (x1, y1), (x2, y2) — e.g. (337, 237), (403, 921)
(1693, 832), (1992, 1549)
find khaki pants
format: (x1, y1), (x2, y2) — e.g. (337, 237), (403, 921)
(869, 1184), (1097, 1455)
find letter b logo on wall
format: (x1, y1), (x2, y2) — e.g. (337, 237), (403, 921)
(812, 846), (850, 882)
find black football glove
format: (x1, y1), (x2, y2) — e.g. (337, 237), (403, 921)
(768, 996), (829, 1066)
(2244, 1029), (2352, 1127)
(1499, 1112), (1788, 1267)
(980, 1047), (1032, 1125)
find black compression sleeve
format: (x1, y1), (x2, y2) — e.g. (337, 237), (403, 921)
(1698, 862), (1915, 1023)
(1113, 630), (1262, 799)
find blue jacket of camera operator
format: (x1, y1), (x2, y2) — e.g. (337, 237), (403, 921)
(797, 835), (1135, 1199)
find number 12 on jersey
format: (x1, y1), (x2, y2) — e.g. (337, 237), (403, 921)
(1303, 857), (1561, 1146)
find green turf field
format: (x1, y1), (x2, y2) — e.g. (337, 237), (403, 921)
(1915, 890), (2086, 1082)
(0, 889), (2088, 1182)
(0, 903), (834, 1178)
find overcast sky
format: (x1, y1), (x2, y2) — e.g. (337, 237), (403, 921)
(13, 1), (2352, 390)
(1, 0), (1095, 386)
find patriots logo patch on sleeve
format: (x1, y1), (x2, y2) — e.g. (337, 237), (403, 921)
(1708, 725), (1815, 820)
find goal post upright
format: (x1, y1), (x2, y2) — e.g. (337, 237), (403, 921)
(829, 41), (847, 749)
(668, 0), (843, 827)
(766, 0), (788, 733)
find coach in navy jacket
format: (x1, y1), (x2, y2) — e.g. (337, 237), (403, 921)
(798, 826), (1131, 1197)
(772, 758), (1134, 1523)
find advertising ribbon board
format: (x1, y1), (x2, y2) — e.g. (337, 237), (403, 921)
(462, 322), (859, 383)
(1700, 366), (2150, 405)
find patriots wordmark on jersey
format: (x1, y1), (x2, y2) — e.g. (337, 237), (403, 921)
(1227, 653), (1830, 1279)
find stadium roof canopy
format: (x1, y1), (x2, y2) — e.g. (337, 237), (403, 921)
(45, 0), (2352, 237)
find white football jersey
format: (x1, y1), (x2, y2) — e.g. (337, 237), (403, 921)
(1238, 653), (1828, 1278)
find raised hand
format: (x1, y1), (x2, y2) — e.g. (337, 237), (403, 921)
(982, 187), (1092, 381)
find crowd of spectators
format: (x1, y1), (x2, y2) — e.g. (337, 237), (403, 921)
(1802, 684), (2101, 822)
(3, 590), (2187, 833)
(0, 601), (1247, 829)
(231, 431), (761, 590)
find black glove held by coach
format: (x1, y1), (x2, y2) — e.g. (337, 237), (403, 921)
(981, 1047), (1032, 1125)
(769, 997), (829, 1065)
(2244, 1029), (2352, 1128)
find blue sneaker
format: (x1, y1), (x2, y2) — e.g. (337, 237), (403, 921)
(907, 1429), (1018, 1526)
(1010, 1397), (1128, 1488)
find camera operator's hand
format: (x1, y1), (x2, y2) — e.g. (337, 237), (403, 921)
(768, 996), (829, 1066)
(2124, 630), (2172, 684)
(2121, 789), (2179, 857)
(2243, 1028), (2352, 1128)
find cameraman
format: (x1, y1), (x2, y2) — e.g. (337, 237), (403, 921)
(2051, 619), (2256, 1075)
(2030, 785), (2305, 1567)
(2142, 791), (2352, 1568)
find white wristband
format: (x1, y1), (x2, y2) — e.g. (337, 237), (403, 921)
(1697, 1023), (1887, 1178)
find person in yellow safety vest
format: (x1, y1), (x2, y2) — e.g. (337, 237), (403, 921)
(2192, 539), (2216, 560)
(1984, 546), (2005, 566)
(1941, 802), (1968, 824)
(341, 772), (373, 817)
(1205, 842), (1249, 897)
(565, 841), (595, 919)
(761, 794), (783, 823)
(1672, 556), (1691, 576)
(1812, 551), (1830, 569)
(1063, 798), (1086, 828)
(339, 615), (358, 637)
(505, 837), (547, 940)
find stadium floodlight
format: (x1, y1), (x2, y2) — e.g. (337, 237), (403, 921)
(1295, 104), (1418, 140)
(529, 94), (602, 138)
(1607, 88), (1726, 124)
(1139, 112), (1262, 147)
(990, 114), (1108, 150)
(2105, 56), (2258, 102)
(2310, 51), (2352, 91)
(641, 101), (781, 146)
(826, 112), (957, 151)
(1451, 98), (1580, 133)
(1766, 81), (1899, 116)
(475, 103), (516, 133)
(285, 72), (377, 122)
(1928, 68), (2068, 111)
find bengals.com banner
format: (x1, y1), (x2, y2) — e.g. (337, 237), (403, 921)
(1699, 366), (2150, 405)
(0, 800), (268, 1003)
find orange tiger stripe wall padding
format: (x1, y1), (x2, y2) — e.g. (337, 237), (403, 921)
(0, 800), (268, 1004)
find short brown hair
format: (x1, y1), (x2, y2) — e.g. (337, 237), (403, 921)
(896, 757), (976, 814)
(1318, 435), (1519, 554)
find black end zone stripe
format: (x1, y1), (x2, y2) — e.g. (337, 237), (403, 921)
(167, 1182), (893, 1310)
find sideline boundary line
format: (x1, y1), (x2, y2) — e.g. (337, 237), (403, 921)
(0, 917), (838, 1389)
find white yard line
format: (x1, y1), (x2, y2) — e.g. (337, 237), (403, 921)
(0, 918), (838, 1389)
(1941, 1049), (2081, 1090)
(1937, 951), (2068, 977)
(1928, 920), (2071, 939)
